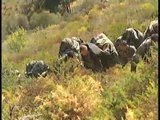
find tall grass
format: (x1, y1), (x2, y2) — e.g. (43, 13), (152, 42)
(2, 0), (158, 119)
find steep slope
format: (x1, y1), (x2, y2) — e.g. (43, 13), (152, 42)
(2, 0), (158, 119)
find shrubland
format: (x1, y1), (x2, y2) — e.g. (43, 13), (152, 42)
(2, 0), (158, 119)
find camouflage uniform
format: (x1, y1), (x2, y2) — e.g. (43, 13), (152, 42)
(121, 28), (144, 49)
(144, 20), (158, 40)
(80, 43), (104, 72)
(114, 39), (136, 67)
(58, 37), (83, 64)
(150, 33), (158, 42)
(114, 36), (123, 48)
(131, 37), (153, 72)
(90, 33), (119, 68)
(54, 37), (83, 75)
(25, 60), (50, 77)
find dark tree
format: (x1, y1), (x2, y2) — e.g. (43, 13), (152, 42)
(43, 0), (61, 13)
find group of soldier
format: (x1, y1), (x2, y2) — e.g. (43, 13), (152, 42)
(56, 19), (158, 72)
(25, 19), (158, 78)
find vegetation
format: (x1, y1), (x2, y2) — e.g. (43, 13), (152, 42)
(2, 0), (158, 120)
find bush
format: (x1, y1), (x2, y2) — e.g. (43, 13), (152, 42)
(107, 22), (128, 41)
(2, 0), (158, 119)
(7, 28), (27, 53)
(2, 14), (29, 40)
(30, 12), (62, 29)
(2, 65), (17, 90)
(88, 5), (104, 30)
(76, 0), (100, 15)
(61, 20), (85, 37)
(33, 75), (102, 119)
(139, 3), (157, 19)
(2, 19), (8, 41)
(6, 15), (19, 34)
(2, 89), (22, 120)
(16, 14), (29, 29)
(5, 75), (102, 119)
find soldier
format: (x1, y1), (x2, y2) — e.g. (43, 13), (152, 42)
(57, 37), (83, 64)
(25, 60), (50, 78)
(115, 40), (136, 68)
(90, 32), (119, 68)
(54, 37), (84, 75)
(114, 36), (123, 49)
(130, 34), (157, 72)
(143, 20), (158, 40)
(80, 43), (104, 72)
(150, 33), (158, 42)
(121, 28), (144, 49)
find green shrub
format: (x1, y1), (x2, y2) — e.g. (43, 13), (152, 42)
(2, 0), (158, 119)
(16, 14), (29, 29)
(30, 12), (62, 29)
(76, 0), (100, 14)
(3, 14), (29, 35)
(61, 20), (85, 37)
(7, 28), (27, 53)
(3, 75), (102, 119)
(88, 5), (105, 31)
(2, 66), (17, 90)
(139, 3), (157, 19)
(32, 75), (102, 119)
(2, 89), (21, 120)
(3, 15), (18, 35)
(2, 19), (8, 41)
(107, 22), (128, 40)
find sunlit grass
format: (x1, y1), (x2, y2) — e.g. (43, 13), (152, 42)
(2, 0), (158, 119)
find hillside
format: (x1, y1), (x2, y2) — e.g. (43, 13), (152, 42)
(2, 0), (158, 120)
